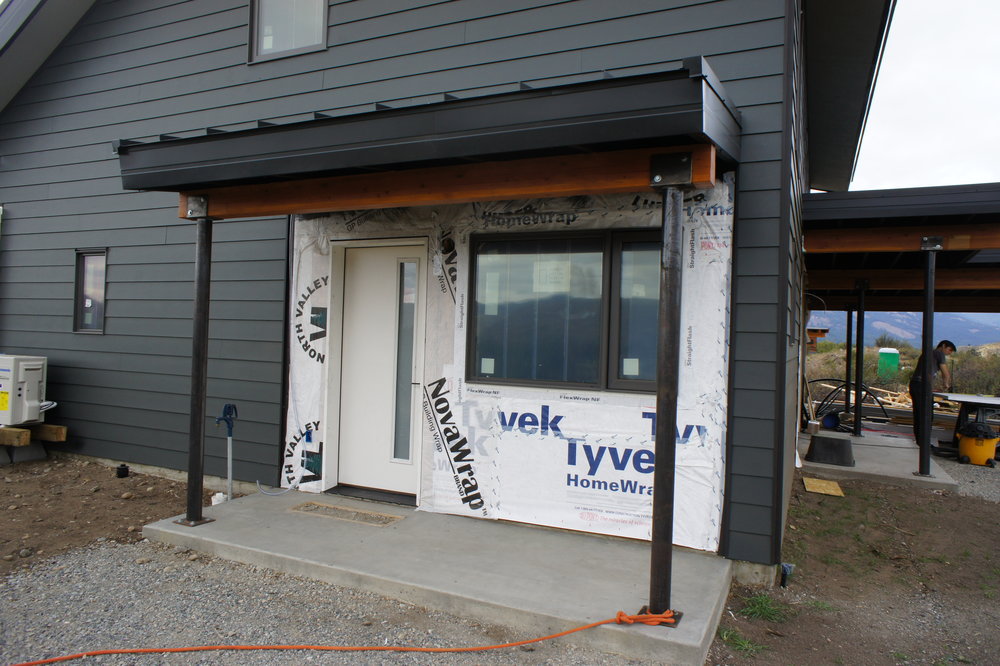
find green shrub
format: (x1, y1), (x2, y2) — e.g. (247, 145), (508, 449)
(874, 333), (905, 350)
(951, 349), (1000, 395)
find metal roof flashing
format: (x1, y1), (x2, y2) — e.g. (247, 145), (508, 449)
(116, 61), (741, 192)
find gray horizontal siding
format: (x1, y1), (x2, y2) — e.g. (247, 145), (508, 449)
(1, 0), (788, 503)
(732, 332), (779, 362)
(731, 388), (776, 419)
(730, 416), (775, 445)
(722, 0), (802, 566)
(730, 218), (780, 247)
(1, 4), (785, 146)
(726, 502), (772, 528)
(723, 531), (772, 560)
(735, 276), (780, 304)
(732, 361), (777, 391)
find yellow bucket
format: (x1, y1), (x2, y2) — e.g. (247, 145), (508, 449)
(958, 435), (999, 466)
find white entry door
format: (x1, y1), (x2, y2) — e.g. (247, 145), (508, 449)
(337, 243), (424, 495)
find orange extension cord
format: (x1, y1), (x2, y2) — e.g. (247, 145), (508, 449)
(10, 610), (678, 666)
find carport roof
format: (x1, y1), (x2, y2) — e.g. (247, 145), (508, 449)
(803, 183), (1000, 312)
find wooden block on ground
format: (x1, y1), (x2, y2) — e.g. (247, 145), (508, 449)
(803, 477), (845, 497)
(0, 428), (31, 447)
(28, 424), (67, 442)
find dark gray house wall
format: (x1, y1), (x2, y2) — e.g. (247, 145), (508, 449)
(0, 1), (291, 484)
(1, 0), (791, 559)
(779, 0), (808, 557)
(720, 0), (804, 565)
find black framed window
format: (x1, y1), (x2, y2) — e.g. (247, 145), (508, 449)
(251, 0), (326, 61)
(609, 236), (660, 389)
(74, 250), (106, 333)
(469, 230), (659, 392)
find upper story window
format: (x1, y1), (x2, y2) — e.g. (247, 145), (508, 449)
(252, 0), (327, 61)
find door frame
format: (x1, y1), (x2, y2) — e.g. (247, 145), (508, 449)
(324, 236), (428, 498)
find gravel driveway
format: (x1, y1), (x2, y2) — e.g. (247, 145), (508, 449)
(934, 452), (1000, 502)
(2, 539), (654, 665)
(3, 443), (995, 666)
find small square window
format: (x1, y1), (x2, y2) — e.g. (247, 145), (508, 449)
(74, 250), (106, 333)
(252, 0), (326, 61)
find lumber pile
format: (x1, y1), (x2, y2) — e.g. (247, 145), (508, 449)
(866, 386), (912, 410)
(810, 383), (960, 414)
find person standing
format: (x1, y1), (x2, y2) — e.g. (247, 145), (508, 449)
(908, 339), (956, 445)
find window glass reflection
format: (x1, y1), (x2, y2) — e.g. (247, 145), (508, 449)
(474, 238), (603, 384)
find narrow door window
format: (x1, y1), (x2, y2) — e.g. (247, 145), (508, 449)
(393, 260), (418, 461)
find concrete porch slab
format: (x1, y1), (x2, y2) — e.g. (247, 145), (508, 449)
(144, 491), (731, 664)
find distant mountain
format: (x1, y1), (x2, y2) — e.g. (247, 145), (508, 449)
(806, 311), (1000, 347)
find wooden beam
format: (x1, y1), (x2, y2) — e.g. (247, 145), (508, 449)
(29, 424), (67, 442)
(178, 145), (716, 220)
(807, 267), (1000, 291)
(805, 223), (1000, 253)
(0, 428), (31, 447)
(809, 292), (1000, 313)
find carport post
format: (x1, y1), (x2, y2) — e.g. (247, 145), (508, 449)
(177, 196), (215, 526)
(844, 309), (853, 415)
(647, 152), (692, 616)
(852, 281), (867, 437)
(917, 236), (942, 476)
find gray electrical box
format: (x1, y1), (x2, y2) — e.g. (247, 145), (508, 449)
(0, 354), (47, 426)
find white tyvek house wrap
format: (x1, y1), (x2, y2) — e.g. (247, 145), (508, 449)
(282, 219), (332, 493)
(285, 178), (733, 551)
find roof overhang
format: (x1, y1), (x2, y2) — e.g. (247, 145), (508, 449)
(804, 0), (895, 192)
(803, 183), (1000, 312)
(0, 0), (97, 112)
(116, 58), (740, 192)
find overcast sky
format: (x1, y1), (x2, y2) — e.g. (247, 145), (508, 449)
(850, 0), (1000, 191)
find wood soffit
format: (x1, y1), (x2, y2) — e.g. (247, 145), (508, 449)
(177, 145), (716, 220)
(804, 223), (1000, 253)
(807, 267), (1000, 291)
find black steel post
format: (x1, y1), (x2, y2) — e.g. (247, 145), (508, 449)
(844, 309), (853, 416)
(852, 281), (867, 437)
(917, 237), (942, 476)
(649, 187), (684, 614)
(179, 215), (214, 526)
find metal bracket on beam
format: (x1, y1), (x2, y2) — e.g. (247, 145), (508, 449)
(921, 236), (943, 252)
(185, 196), (208, 220)
(650, 153), (694, 188)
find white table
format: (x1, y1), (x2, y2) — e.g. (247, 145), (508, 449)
(932, 392), (1000, 448)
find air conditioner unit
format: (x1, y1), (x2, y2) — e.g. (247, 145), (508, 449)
(0, 355), (47, 426)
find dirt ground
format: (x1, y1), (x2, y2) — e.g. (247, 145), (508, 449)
(707, 471), (1000, 666)
(0, 454), (209, 576)
(3, 452), (999, 665)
